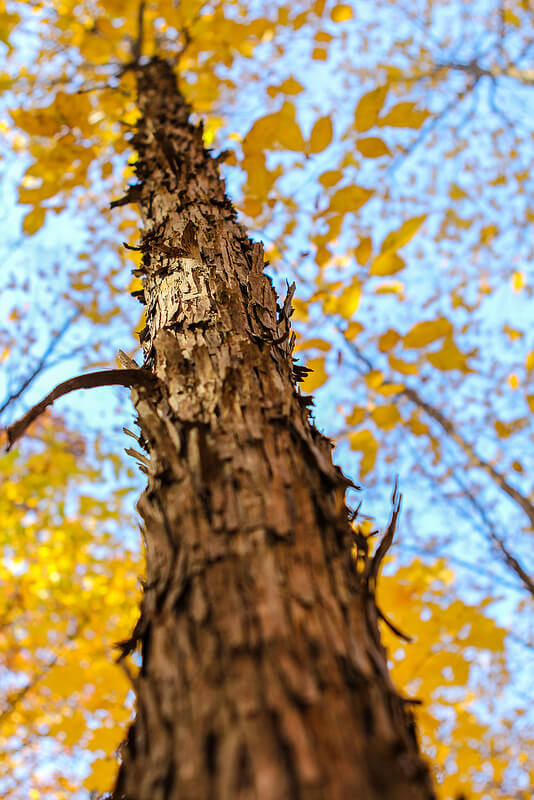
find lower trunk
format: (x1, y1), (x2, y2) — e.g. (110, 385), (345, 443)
(112, 58), (435, 800)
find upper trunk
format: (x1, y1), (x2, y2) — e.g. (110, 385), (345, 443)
(113, 57), (435, 800)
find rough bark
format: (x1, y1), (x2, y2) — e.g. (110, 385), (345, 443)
(113, 57), (435, 800)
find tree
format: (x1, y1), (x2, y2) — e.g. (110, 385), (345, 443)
(6, 53), (436, 799)
(1, 0), (533, 797)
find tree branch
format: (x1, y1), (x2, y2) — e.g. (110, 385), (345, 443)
(5, 367), (157, 450)
(345, 338), (534, 531)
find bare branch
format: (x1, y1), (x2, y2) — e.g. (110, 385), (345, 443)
(5, 368), (157, 450)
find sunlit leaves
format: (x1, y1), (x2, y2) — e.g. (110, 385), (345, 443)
(355, 236), (372, 265)
(356, 136), (390, 158)
(404, 317), (453, 348)
(348, 428), (378, 476)
(309, 115), (333, 153)
(0, 420), (139, 796)
(371, 403), (401, 430)
(0, 8), (20, 50)
(244, 101), (305, 153)
(336, 278), (361, 317)
(329, 184), (373, 213)
(346, 405), (365, 425)
(300, 356), (328, 392)
(318, 169), (343, 188)
(388, 354), (418, 375)
(267, 77), (304, 97)
(379, 215), (428, 255)
(330, 4), (353, 22)
(378, 329), (401, 352)
(354, 85), (388, 132)
(378, 102), (431, 129)
(377, 558), (520, 800)
(426, 336), (473, 372)
(511, 270), (525, 292)
(370, 251), (405, 276)
(22, 206), (46, 236)
(4, 2), (534, 797)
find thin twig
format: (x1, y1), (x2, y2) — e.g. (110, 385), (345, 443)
(0, 311), (81, 418)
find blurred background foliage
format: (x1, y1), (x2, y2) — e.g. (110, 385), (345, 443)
(0, 0), (533, 797)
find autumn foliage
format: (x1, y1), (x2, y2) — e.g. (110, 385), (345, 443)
(1, 0), (533, 797)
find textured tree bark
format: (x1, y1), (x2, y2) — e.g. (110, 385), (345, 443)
(112, 57), (436, 800)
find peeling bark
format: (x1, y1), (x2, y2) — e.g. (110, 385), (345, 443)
(113, 57), (435, 800)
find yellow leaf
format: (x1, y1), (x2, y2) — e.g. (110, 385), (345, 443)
(309, 115), (333, 153)
(512, 270), (525, 292)
(370, 252), (405, 276)
(356, 136), (391, 158)
(371, 404), (401, 431)
(318, 170), (342, 188)
(312, 47), (328, 60)
(294, 338), (331, 352)
(354, 85), (388, 132)
(449, 182), (468, 200)
(527, 395), (534, 412)
(348, 429), (378, 477)
(503, 324), (523, 341)
(526, 351), (534, 371)
(480, 223), (498, 244)
(374, 382), (404, 396)
(336, 279), (361, 318)
(408, 411), (429, 436)
(87, 724), (124, 755)
(355, 236), (372, 265)
(404, 318), (453, 348)
(388, 354), (418, 375)
(494, 418), (527, 438)
(243, 103), (304, 153)
(22, 206), (46, 235)
(83, 757), (117, 793)
(378, 329), (400, 352)
(11, 106), (62, 137)
(300, 357), (328, 392)
(379, 102), (431, 128)
(330, 185), (373, 213)
(375, 280), (404, 295)
(512, 460), (523, 473)
(267, 77), (304, 97)
(62, 710), (87, 747)
(330, 4), (353, 22)
(508, 373), (520, 390)
(504, 8), (520, 25)
(427, 336), (472, 372)
(277, 102), (306, 150)
(379, 215), (428, 255)
(346, 406), (366, 425)
(344, 320), (364, 339)
(365, 369), (383, 389)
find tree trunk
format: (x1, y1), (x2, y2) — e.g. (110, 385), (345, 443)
(112, 57), (435, 800)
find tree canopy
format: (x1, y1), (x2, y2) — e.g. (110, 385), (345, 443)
(0, 0), (533, 797)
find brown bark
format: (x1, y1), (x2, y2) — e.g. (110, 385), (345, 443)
(112, 57), (435, 800)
